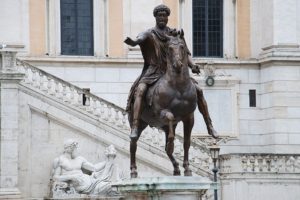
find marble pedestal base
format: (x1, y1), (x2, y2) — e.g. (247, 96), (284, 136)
(112, 176), (214, 200)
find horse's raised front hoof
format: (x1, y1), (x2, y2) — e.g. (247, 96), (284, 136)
(208, 125), (218, 139)
(130, 128), (138, 140)
(184, 169), (192, 176)
(173, 169), (181, 176)
(131, 170), (138, 178)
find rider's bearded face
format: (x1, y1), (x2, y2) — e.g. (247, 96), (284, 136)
(155, 11), (168, 29)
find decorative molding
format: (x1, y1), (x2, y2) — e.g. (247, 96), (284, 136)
(262, 44), (300, 51)
(192, 136), (233, 148)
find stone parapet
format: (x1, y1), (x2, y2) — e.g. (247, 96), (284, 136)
(219, 154), (300, 200)
(220, 154), (300, 174)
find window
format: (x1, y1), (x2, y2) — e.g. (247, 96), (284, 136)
(60, 0), (94, 55)
(192, 0), (223, 57)
(249, 90), (256, 107)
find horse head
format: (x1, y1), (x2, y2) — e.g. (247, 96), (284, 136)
(166, 30), (188, 74)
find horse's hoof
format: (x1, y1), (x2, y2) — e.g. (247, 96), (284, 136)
(184, 169), (192, 176)
(208, 125), (218, 139)
(131, 171), (138, 178)
(130, 128), (138, 140)
(173, 170), (181, 176)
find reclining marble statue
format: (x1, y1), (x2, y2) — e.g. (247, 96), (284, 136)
(124, 4), (218, 178)
(50, 139), (120, 197)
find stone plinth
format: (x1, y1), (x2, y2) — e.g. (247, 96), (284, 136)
(112, 176), (214, 200)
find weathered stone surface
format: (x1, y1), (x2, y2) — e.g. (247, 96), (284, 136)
(113, 176), (213, 200)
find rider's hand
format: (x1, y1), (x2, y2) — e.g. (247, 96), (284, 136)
(191, 64), (201, 74)
(124, 37), (137, 47)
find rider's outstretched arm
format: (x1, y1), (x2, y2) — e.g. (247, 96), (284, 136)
(124, 31), (151, 47)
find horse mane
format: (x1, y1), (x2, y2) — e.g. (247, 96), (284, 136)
(166, 29), (185, 45)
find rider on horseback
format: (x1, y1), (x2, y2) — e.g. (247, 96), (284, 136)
(124, 4), (218, 140)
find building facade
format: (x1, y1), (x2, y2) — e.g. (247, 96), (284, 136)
(1, 0), (300, 199)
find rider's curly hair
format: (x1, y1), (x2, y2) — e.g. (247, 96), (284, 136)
(153, 4), (170, 17)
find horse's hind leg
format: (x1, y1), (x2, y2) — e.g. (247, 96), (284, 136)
(195, 86), (218, 138)
(163, 124), (180, 176)
(182, 113), (194, 176)
(130, 120), (147, 178)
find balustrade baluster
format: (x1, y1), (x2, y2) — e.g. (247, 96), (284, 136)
(195, 152), (203, 166)
(62, 84), (69, 102)
(32, 70), (38, 88)
(113, 108), (119, 125)
(47, 78), (54, 95)
(262, 157), (268, 172)
(107, 105), (112, 122)
(36, 71), (41, 88)
(23, 66), (30, 84)
(122, 112), (127, 129)
(151, 128), (157, 145)
(94, 99), (101, 117)
(41, 74), (48, 91)
(31, 69), (35, 86)
(69, 87), (75, 105)
(189, 146), (196, 163)
(55, 81), (62, 99)
(158, 133), (165, 148)
(99, 101), (105, 119)
(77, 91), (83, 106)
(254, 157), (260, 172)
(90, 98), (97, 114)
(270, 157), (276, 172)
(246, 157), (252, 172)
(145, 129), (152, 142)
(85, 95), (92, 112)
(85, 96), (90, 106)
(111, 107), (116, 123)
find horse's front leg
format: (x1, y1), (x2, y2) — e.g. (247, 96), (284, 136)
(182, 113), (194, 176)
(161, 110), (180, 175)
(163, 126), (180, 176)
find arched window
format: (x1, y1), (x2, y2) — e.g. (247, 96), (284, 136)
(192, 0), (223, 57)
(60, 0), (94, 55)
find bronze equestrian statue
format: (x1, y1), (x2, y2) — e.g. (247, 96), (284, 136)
(125, 4), (218, 178)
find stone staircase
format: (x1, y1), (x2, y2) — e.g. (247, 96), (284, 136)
(16, 58), (213, 177)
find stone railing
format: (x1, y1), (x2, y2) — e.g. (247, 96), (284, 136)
(220, 154), (300, 174)
(16, 59), (213, 175)
(16, 59), (129, 129)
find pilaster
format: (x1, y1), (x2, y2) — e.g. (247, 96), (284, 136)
(0, 46), (24, 199)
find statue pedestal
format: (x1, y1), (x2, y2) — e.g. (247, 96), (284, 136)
(112, 176), (214, 200)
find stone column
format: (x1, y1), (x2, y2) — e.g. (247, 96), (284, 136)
(0, 46), (24, 199)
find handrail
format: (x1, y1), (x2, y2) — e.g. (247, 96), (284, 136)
(16, 59), (124, 111)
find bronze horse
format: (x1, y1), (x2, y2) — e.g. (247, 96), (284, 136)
(129, 31), (199, 178)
